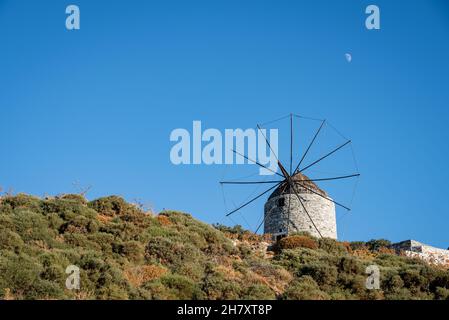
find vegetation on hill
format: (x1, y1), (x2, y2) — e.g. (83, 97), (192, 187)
(0, 194), (448, 300)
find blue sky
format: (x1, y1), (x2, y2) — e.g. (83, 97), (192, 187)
(1, 1), (448, 247)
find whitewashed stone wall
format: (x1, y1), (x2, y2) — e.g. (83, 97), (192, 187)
(392, 240), (449, 267)
(264, 192), (337, 239)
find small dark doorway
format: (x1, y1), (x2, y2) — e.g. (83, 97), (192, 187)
(275, 233), (286, 242)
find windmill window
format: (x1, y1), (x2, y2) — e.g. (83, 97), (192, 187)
(277, 198), (285, 207)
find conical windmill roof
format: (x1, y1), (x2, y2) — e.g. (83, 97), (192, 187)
(268, 172), (327, 200)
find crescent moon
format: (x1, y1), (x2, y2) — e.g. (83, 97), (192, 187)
(345, 53), (352, 62)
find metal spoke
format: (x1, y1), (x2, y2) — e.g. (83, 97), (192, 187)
(225, 182), (282, 217)
(220, 180), (283, 185)
(289, 181), (323, 238)
(290, 113), (293, 175)
(294, 120), (325, 174)
(260, 114), (290, 127)
(255, 214), (266, 234)
(304, 173), (360, 182)
(287, 184), (291, 234)
(232, 149), (284, 178)
(257, 124), (280, 163)
(296, 182), (351, 211)
(300, 140), (351, 173)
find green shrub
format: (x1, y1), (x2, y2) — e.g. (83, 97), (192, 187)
(213, 223), (246, 235)
(63, 233), (101, 250)
(338, 256), (363, 274)
(383, 273), (405, 293)
(281, 276), (329, 300)
(337, 272), (363, 293)
(116, 241), (145, 263)
(243, 284), (275, 300)
(97, 284), (129, 300)
(142, 280), (174, 299)
(88, 232), (115, 252)
(298, 262), (338, 287)
(145, 236), (204, 269)
(201, 265), (241, 299)
(400, 268), (428, 292)
(384, 288), (413, 300)
(435, 287), (449, 300)
(249, 261), (291, 284)
(366, 239), (392, 251)
(0, 252), (65, 299)
(2, 194), (42, 213)
(47, 212), (64, 230)
(89, 196), (139, 217)
(175, 263), (205, 282)
(430, 271), (449, 290)
(350, 241), (366, 251)
(273, 248), (323, 271)
(318, 238), (347, 255)
(58, 194), (88, 205)
(374, 253), (410, 268)
(0, 228), (24, 252)
(41, 198), (96, 219)
(59, 215), (98, 234)
(161, 274), (203, 299)
(11, 209), (55, 243)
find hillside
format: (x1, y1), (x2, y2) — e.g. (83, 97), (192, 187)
(0, 194), (448, 300)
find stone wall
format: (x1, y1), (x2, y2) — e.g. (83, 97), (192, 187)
(392, 240), (449, 267)
(264, 192), (337, 239)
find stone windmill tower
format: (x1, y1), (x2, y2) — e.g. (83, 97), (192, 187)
(264, 172), (337, 240)
(220, 114), (359, 241)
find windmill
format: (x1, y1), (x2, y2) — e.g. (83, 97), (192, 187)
(220, 114), (360, 240)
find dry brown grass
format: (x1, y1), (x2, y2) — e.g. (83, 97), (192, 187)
(2, 288), (15, 300)
(352, 248), (376, 260)
(124, 265), (167, 287)
(72, 290), (96, 300)
(250, 264), (292, 294)
(341, 241), (352, 253)
(157, 215), (172, 226)
(246, 267), (292, 295)
(279, 235), (318, 250)
(215, 265), (243, 281)
(377, 247), (396, 255)
(97, 214), (113, 223)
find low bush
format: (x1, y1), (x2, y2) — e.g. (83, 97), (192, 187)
(0, 228), (24, 252)
(298, 262), (338, 287)
(435, 287), (449, 300)
(278, 235), (318, 250)
(318, 238), (348, 255)
(145, 236), (205, 269)
(338, 256), (363, 274)
(1, 194), (42, 213)
(161, 274), (203, 300)
(124, 265), (168, 287)
(58, 194), (88, 205)
(349, 241), (366, 251)
(243, 284), (275, 299)
(366, 239), (392, 251)
(281, 276), (329, 300)
(89, 196), (139, 217)
(201, 269), (241, 300)
(0, 193), (447, 300)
